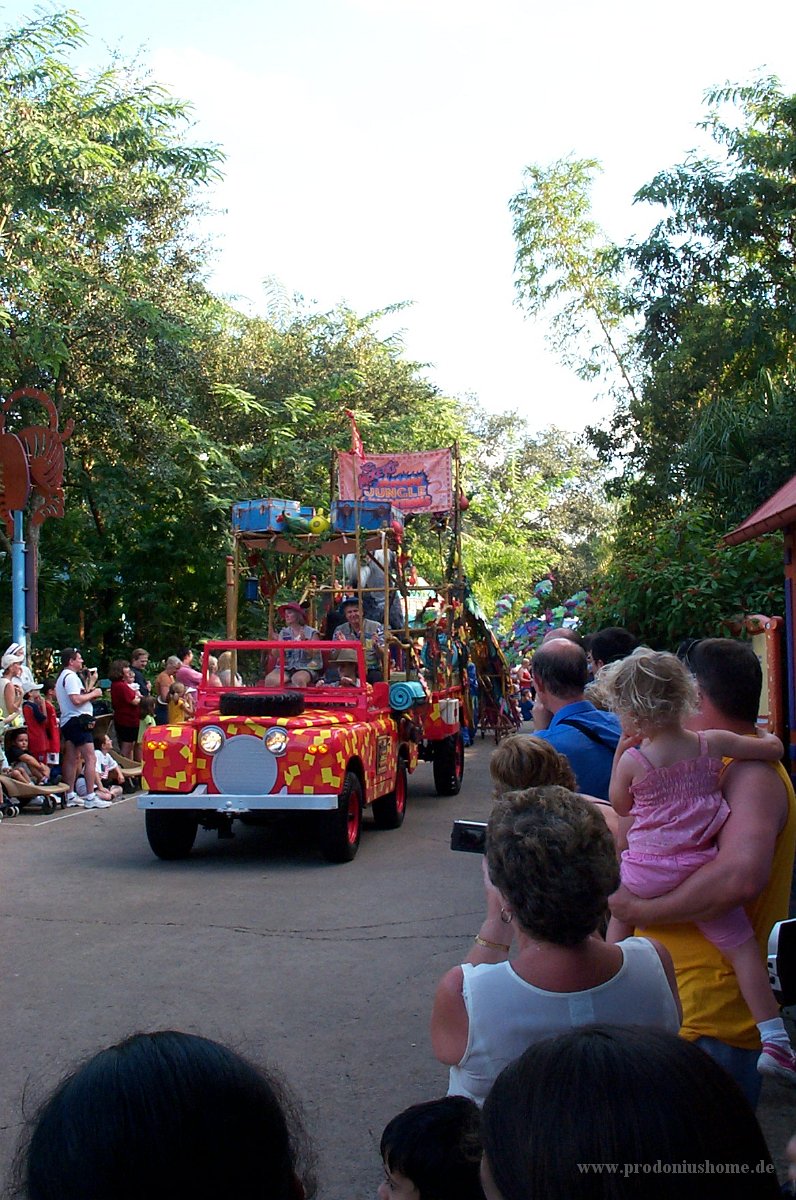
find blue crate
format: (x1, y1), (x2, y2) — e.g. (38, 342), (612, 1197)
(232, 498), (300, 532)
(330, 500), (404, 533)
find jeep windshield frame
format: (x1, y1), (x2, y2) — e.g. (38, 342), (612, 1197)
(197, 640), (371, 713)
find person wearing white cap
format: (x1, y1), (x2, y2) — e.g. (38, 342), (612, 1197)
(22, 678), (60, 772)
(1, 654), (24, 723)
(55, 647), (111, 809)
(1, 642), (36, 691)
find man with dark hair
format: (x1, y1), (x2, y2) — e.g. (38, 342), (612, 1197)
(690, 638), (762, 723)
(55, 647), (110, 809)
(588, 627), (638, 672)
(531, 639), (621, 800)
(610, 637), (796, 1105)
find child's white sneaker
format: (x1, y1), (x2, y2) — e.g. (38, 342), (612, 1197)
(83, 794), (112, 810)
(758, 1041), (796, 1085)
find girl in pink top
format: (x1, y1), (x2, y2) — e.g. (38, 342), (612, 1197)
(603, 649), (795, 1083)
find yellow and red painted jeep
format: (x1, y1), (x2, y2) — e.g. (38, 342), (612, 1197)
(139, 640), (464, 863)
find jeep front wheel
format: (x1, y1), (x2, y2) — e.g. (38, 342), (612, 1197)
(145, 810), (199, 860)
(319, 771), (362, 863)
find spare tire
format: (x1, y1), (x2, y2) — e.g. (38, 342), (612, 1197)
(219, 692), (305, 717)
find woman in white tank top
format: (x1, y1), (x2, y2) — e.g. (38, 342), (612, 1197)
(431, 786), (681, 1106)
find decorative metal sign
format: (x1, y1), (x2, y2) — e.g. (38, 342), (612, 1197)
(0, 387), (74, 534)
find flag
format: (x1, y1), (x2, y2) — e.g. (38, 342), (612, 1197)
(344, 409), (365, 459)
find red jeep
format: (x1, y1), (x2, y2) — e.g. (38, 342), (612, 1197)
(139, 640), (463, 863)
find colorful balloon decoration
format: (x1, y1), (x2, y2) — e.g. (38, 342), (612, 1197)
(493, 576), (591, 663)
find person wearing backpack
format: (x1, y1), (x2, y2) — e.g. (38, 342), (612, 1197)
(530, 637), (620, 800)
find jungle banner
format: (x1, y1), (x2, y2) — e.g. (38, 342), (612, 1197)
(337, 449), (453, 514)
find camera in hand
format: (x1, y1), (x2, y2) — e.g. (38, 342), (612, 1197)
(450, 819), (487, 854)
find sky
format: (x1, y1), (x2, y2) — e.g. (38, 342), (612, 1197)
(8, 0), (796, 433)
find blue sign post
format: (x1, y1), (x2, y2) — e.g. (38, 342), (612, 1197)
(10, 511), (26, 647)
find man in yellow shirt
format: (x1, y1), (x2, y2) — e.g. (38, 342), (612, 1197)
(610, 638), (796, 1107)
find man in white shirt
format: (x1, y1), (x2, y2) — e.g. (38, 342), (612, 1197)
(55, 647), (111, 809)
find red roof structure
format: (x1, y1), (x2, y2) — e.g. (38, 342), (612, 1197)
(724, 473), (796, 545)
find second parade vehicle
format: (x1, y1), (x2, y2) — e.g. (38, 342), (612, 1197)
(138, 637), (464, 863)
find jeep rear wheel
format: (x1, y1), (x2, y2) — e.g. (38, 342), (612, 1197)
(432, 731), (464, 796)
(371, 760), (407, 830)
(319, 770), (362, 863)
(145, 810), (199, 860)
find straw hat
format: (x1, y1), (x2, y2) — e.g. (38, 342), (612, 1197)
(332, 648), (359, 664)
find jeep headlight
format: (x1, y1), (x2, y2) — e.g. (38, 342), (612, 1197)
(199, 726), (224, 754)
(264, 727), (289, 756)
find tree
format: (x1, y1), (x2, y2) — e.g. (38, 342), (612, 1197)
(510, 157), (638, 402)
(0, 10), (223, 389)
(608, 77), (796, 519)
(0, 11), (605, 662)
(462, 412), (612, 615)
(509, 81), (796, 642)
(583, 503), (782, 649)
(0, 9), (229, 655)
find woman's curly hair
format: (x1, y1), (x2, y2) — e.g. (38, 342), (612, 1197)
(486, 786), (619, 946)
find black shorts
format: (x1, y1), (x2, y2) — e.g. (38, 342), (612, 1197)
(61, 716), (95, 747)
(114, 722), (139, 744)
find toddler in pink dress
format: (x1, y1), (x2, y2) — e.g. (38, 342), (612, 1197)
(602, 649), (795, 1085)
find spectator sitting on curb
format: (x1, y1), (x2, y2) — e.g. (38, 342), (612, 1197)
(75, 733), (123, 803)
(378, 1096), (484, 1200)
(5, 726), (50, 785)
(480, 1025), (779, 1200)
(10, 1030), (317, 1200)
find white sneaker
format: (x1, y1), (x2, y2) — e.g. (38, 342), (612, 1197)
(83, 795), (112, 810)
(758, 1041), (796, 1085)
(65, 792), (83, 808)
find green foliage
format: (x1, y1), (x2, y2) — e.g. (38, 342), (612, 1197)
(583, 505), (783, 649)
(0, 9), (223, 387)
(511, 80), (796, 641)
(605, 76), (796, 515)
(510, 157), (638, 398)
(462, 412), (613, 615)
(0, 10), (603, 664)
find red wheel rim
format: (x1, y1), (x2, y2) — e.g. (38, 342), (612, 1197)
(395, 768), (407, 817)
(454, 735), (464, 781)
(347, 790), (361, 845)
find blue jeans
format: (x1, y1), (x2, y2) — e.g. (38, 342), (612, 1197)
(694, 1036), (762, 1109)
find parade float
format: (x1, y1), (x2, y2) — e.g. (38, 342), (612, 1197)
(139, 439), (475, 863)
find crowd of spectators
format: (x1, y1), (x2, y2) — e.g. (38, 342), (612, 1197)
(0, 640), (217, 813)
(4, 625), (796, 1196)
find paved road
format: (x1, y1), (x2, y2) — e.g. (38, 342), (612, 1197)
(1, 738), (792, 1196)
